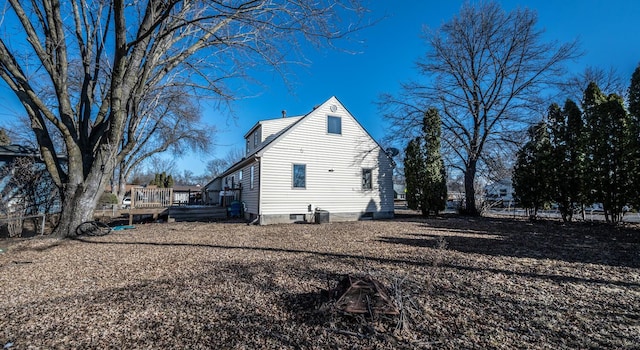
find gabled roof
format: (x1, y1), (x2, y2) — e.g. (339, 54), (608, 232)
(244, 116), (304, 157)
(214, 96), (391, 179)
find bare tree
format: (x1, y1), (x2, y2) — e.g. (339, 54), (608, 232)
(0, 0), (367, 236)
(205, 158), (230, 178)
(381, 2), (580, 215)
(112, 87), (210, 202)
(558, 65), (626, 104)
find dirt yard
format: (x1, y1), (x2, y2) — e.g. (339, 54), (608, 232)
(0, 214), (638, 349)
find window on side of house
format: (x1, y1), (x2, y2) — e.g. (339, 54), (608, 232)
(254, 130), (259, 147)
(250, 165), (255, 189)
(246, 139), (250, 155)
(327, 116), (342, 135)
(293, 164), (306, 188)
(362, 168), (372, 190)
(239, 169), (243, 181)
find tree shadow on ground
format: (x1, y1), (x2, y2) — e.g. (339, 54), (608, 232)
(68, 232), (640, 289)
(378, 215), (640, 268)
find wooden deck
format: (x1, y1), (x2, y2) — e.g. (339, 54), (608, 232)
(94, 206), (229, 224)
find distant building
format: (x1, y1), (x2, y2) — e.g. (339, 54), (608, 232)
(393, 184), (406, 200)
(484, 178), (514, 207)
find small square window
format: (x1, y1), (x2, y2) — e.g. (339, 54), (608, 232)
(293, 164), (306, 188)
(362, 168), (372, 190)
(328, 116), (342, 134)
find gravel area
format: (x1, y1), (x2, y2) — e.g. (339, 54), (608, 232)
(0, 214), (639, 349)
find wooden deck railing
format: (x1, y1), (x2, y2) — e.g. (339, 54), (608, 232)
(131, 187), (173, 208)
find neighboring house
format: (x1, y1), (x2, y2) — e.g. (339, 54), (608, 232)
(484, 178), (514, 206)
(202, 177), (223, 205)
(173, 185), (202, 205)
(393, 184), (406, 200)
(0, 145), (40, 162)
(208, 96), (395, 224)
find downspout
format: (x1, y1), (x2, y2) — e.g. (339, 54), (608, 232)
(253, 156), (262, 225)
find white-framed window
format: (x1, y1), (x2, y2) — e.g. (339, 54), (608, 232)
(293, 164), (306, 188)
(362, 168), (372, 190)
(254, 130), (259, 147)
(250, 166), (255, 189)
(246, 139), (250, 155)
(239, 170), (243, 181)
(327, 116), (342, 134)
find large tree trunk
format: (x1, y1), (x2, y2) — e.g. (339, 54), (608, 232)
(52, 150), (116, 237)
(463, 159), (479, 216)
(54, 185), (99, 237)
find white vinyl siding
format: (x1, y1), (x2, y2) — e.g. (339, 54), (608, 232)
(239, 161), (260, 216)
(258, 98), (394, 216)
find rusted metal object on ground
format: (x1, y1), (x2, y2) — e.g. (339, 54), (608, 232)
(332, 275), (399, 316)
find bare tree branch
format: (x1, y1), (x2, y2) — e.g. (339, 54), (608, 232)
(380, 1), (580, 215)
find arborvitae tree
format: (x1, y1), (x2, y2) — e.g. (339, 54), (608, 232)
(166, 175), (175, 188)
(628, 64), (640, 210)
(160, 172), (168, 188)
(404, 138), (426, 211)
(583, 82), (633, 223)
(513, 122), (553, 219)
(149, 172), (173, 188)
(0, 129), (10, 145)
(547, 103), (572, 221)
(421, 108), (447, 215)
(547, 100), (586, 222)
(564, 99), (588, 218)
(582, 82), (607, 207)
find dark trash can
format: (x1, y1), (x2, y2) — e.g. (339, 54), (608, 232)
(315, 210), (329, 224)
(227, 200), (244, 218)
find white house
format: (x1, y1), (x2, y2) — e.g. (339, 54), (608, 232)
(484, 178), (515, 207)
(206, 96), (395, 224)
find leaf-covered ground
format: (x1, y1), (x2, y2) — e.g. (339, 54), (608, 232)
(0, 214), (639, 349)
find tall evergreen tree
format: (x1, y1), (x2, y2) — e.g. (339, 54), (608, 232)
(564, 99), (588, 218)
(513, 122), (553, 219)
(404, 138), (426, 211)
(547, 100), (586, 222)
(628, 64), (640, 210)
(166, 175), (175, 188)
(583, 82), (633, 223)
(421, 108), (447, 215)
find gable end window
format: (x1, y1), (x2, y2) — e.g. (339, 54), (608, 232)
(327, 116), (342, 134)
(293, 164), (306, 188)
(362, 168), (373, 190)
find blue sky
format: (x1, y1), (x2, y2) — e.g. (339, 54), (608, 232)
(196, 0), (640, 176)
(1, 1), (640, 177)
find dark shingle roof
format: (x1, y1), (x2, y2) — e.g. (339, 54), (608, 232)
(0, 144), (40, 158)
